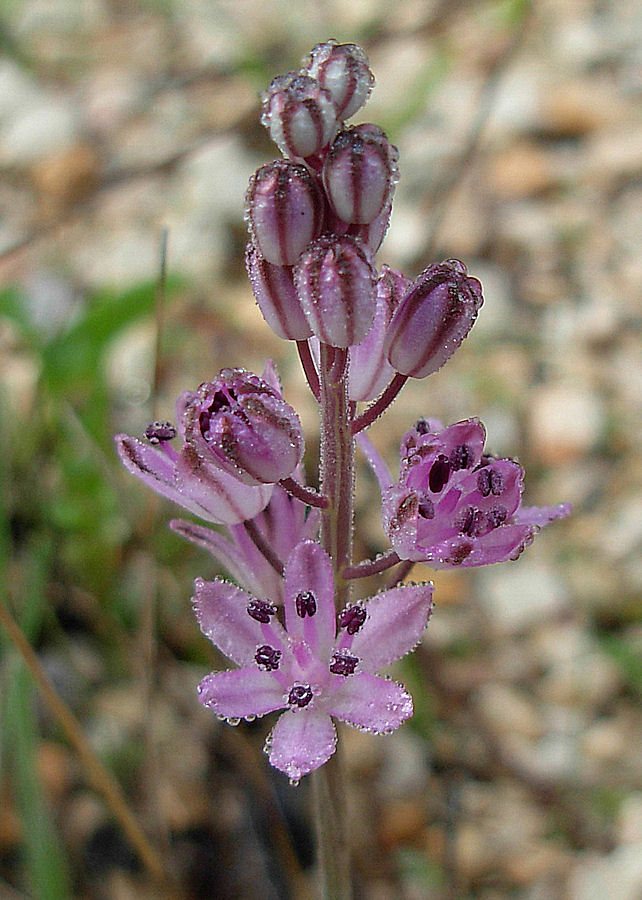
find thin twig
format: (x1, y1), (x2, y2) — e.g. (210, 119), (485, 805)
(279, 476), (329, 510)
(352, 373), (408, 435)
(296, 340), (320, 400)
(0, 597), (173, 889)
(342, 550), (401, 580)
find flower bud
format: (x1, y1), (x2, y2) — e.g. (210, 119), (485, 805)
(305, 41), (374, 120)
(245, 160), (324, 266)
(348, 266), (412, 401)
(181, 369), (304, 485)
(245, 244), (312, 341)
(384, 259), (484, 378)
(295, 235), (376, 348)
(261, 72), (338, 159)
(323, 125), (398, 225)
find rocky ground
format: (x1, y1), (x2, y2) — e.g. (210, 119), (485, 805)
(0, 1), (640, 898)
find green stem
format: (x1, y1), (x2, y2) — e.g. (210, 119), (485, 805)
(312, 342), (353, 899)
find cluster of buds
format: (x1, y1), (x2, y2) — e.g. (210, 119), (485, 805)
(116, 41), (569, 784)
(245, 40), (482, 395)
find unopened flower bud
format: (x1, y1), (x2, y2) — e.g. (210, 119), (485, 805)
(261, 72), (338, 159)
(181, 369), (304, 485)
(245, 244), (312, 341)
(384, 259), (484, 379)
(323, 125), (398, 225)
(306, 41), (374, 120)
(295, 235), (376, 348)
(245, 160), (324, 266)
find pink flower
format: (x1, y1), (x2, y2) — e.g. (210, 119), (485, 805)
(381, 418), (570, 568)
(194, 540), (433, 781)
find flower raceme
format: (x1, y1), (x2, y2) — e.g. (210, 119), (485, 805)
(194, 540), (433, 781)
(115, 40), (571, 789)
(381, 419), (571, 568)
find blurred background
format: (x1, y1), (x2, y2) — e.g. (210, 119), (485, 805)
(0, 1), (640, 898)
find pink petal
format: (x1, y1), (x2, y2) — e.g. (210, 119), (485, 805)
(176, 445), (273, 525)
(198, 669), (285, 718)
(266, 709), (337, 780)
(513, 503), (571, 527)
(350, 584), (433, 670)
(327, 672), (413, 733)
(116, 434), (211, 520)
(193, 578), (286, 666)
(284, 541), (336, 659)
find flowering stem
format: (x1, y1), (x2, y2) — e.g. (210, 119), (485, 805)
(384, 558), (415, 590)
(279, 476), (329, 509)
(342, 549), (401, 580)
(312, 341), (353, 899)
(243, 519), (285, 577)
(296, 339), (321, 400)
(351, 372), (408, 434)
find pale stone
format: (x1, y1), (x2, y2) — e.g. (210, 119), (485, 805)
(528, 383), (604, 464)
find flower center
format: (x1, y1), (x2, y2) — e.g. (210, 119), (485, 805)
(255, 645), (282, 671)
(288, 683), (313, 708)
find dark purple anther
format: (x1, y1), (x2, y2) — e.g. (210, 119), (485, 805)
(245, 245), (312, 341)
(323, 125), (398, 225)
(261, 72), (338, 159)
(429, 455), (451, 493)
(329, 651), (359, 676)
(450, 444), (473, 471)
(295, 590), (317, 618)
(477, 467), (504, 497)
(418, 495), (435, 519)
(255, 645), (282, 671)
(385, 259), (484, 379)
(458, 506), (485, 538)
(338, 604), (367, 635)
(415, 419), (430, 435)
(288, 683), (314, 708)
(295, 234), (376, 348)
(181, 368), (304, 485)
(145, 421), (177, 444)
(245, 160), (323, 266)
(247, 598), (277, 624)
(486, 505), (508, 528)
(305, 41), (374, 119)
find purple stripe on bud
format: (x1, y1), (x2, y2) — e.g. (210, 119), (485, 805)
(261, 72), (338, 160)
(323, 125), (398, 225)
(245, 160), (324, 266)
(295, 234), (376, 348)
(305, 41), (374, 120)
(385, 259), (484, 379)
(245, 244), (312, 340)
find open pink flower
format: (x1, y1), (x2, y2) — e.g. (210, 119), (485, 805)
(381, 418), (570, 568)
(194, 540), (433, 781)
